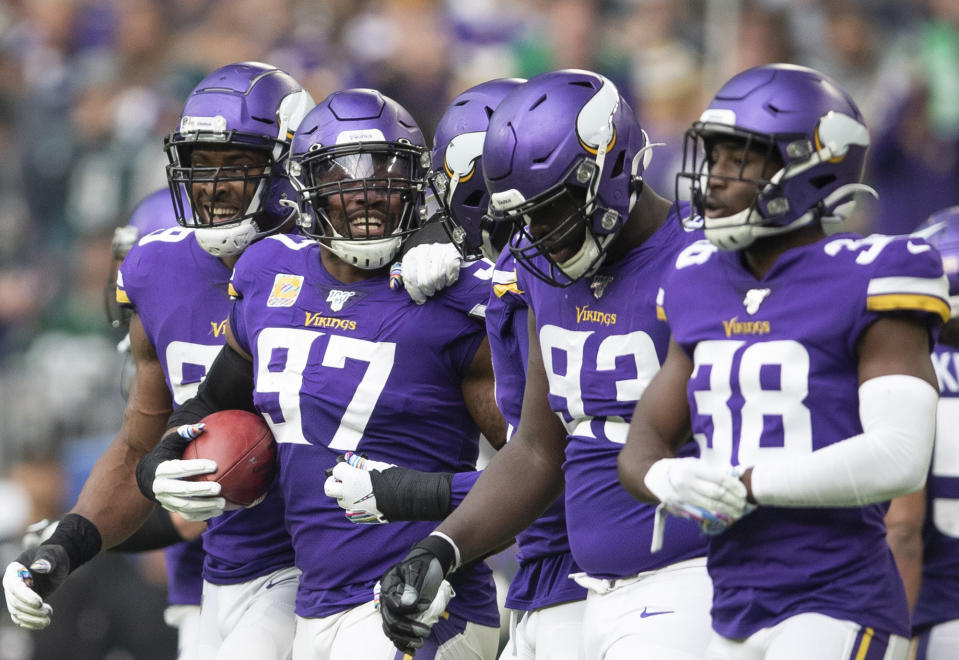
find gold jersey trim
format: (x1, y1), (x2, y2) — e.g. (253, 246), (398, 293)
(866, 293), (950, 323)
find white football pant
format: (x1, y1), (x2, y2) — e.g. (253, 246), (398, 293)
(914, 618), (959, 660)
(164, 604), (201, 660)
(197, 565), (299, 660)
(292, 599), (500, 660)
(499, 598), (586, 660)
(576, 556), (712, 660)
(707, 612), (910, 660)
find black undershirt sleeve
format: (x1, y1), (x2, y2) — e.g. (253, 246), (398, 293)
(111, 506), (184, 552)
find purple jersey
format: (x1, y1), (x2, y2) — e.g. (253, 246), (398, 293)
(487, 251), (529, 434)
(661, 232), (948, 638)
(162, 539), (204, 605)
(227, 233), (498, 624)
(485, 249), (586, 611)
(913, 341), (959, 633)
(517, 210), (707, 580)
(118, 227), (294, 587)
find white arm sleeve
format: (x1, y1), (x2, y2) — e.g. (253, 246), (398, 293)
(750, 374), (937, 507)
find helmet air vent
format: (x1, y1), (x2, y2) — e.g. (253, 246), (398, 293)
(528, 94), (548, 111)
(810, 174), (836, 189)
(532, 146), (556, 165)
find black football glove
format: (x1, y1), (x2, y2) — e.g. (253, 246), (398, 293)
(379, 534), (458, 654)
(3, 514), (101, 630)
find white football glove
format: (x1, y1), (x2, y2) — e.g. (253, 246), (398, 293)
(153, 458), (225, 522)
(323, 453), (396, 524)
(645, 457), (750, 523)
(400, 242), (462, 304)
(3, 561), (53, 630)
(645, 458), (752, 552)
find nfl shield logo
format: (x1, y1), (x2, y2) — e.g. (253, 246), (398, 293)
(267, 274), (304, 307)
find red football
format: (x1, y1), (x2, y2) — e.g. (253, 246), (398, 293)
(183, 410), (277, 510)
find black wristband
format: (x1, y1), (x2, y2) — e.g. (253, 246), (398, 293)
(371, 468), (453, 521)
(401, 212), (452, 256)
(111, 507), (184, 552)
(135, 428), (192, 501)
(41, 513), (102, 574)
(412, 534), (457, 577)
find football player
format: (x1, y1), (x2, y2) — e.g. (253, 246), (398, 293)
(107, 189), (178, 342)
(375, 70), (718, 660)
(135, 88), (506, 660)
(324, 77), (593, 660)
(617, 63), (944, 659)
(428, 78), (592, 660)
(3, 62), (314, 660)
(21, 188), (209, 657)
(892, 207), (959, 660)
(110, 188), (208, 658)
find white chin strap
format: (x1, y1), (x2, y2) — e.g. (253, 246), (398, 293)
(557, 231), (615, 280)
(703, 183), (875, 251)
(555, 137), (653, 279)
(326, 234), (403, 270)
(704, 208), (817, 251)
(194, 178), (282, 258)
(195, 219), (261, 257)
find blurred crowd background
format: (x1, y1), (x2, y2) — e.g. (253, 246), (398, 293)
(0, 0), (957, 657)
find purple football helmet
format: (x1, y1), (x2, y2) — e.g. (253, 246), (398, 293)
(111, 188), (178, 260)
(289, 88), (427, 270)
(482, 69), (652, 286)
(165, 61), (314, 257)
(428, 77), (525, 261)
(107, 189), (179, 333)
(678, 63), (875, 250)
(917, 206), (959, 317)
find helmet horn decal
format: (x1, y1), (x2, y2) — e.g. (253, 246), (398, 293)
(814, 111), (870, 164)
(443, 130), (485, 183)
(576, 76), (619, 155)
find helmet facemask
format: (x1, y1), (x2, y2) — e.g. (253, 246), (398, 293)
(166, 132), (292, 257)
(678, 126), (792, 250)
(427, 160), (490, 261)
(292, 141), (425, 270)
(427, 129), (496, 261)
(164, 64), (315, 258)
(427, 78), (527, 262)
(678, 75), (875, 252)
(488, 158), (617, 287)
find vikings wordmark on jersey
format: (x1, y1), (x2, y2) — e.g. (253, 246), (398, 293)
(660, 232), (948, 639)
(516, 206), (707, 580)
(227, 233), (499, 625)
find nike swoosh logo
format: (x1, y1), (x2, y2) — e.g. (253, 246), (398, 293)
(907, 240), (932, 254)
(639, 607), (674, 618)
(265, 575), (298, 590)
